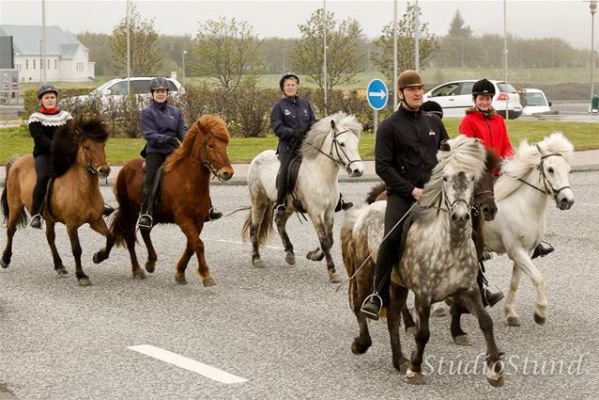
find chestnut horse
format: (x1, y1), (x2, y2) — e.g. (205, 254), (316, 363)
(1, 117), (111, 286)
(93, 115), (234, 286)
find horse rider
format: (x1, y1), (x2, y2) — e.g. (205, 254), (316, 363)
(459, 78), (554, 303)
(422, 100), (444, 120)
(270, 73), (353, 218)
(361, 70), (449, 320)
(137, 77), (222, 230)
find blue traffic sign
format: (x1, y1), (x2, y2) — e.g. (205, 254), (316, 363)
(366, 79), (388, 111)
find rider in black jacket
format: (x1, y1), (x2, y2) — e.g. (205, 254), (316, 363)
(361, 70), (449, 320)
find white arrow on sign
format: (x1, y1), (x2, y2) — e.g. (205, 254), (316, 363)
(368, 90), (387, 99)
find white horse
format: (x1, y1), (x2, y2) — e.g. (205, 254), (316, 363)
(242, 111), (364, 283)
(484, 132), (575, 326)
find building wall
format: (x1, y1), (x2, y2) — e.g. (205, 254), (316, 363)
(13, 47), (95, 82)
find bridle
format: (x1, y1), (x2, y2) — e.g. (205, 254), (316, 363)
(471, 189), (494, 217)
(199, 132), (227, 182)
(305, 126), (361, 174)
(510, 146), (571, 201)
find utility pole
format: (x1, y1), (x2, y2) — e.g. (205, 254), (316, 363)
(323, 0), (328, 114)
(393, 0), (398, 110)
(41, 0), (47, 82)
(503, 0), (509, 120)
(414, 0), (420, 72)
(126, 0), (131, 95)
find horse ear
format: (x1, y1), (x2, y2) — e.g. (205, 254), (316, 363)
(440, 139), (450, 152)
(330, 120), (336, 129)
(536, 143), (547, 156)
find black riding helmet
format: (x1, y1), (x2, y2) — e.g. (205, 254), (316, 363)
(279, 73), (300, 92)
(37, 83), (58, 99)
(472, 79), (495, 98)
(149, 76), (170, 92)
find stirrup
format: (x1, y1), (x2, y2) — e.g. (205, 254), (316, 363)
(137, 214), (153, 230)
(103, 204), (115, 217)
(205, 207), (223, 222)
(29, 214), (43, 229)
(274, 204), (287, 217)
(482, 287), (505, 308)
(360, 293), (383, 321)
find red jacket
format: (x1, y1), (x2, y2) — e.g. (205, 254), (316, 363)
(459, 107), (513, 174)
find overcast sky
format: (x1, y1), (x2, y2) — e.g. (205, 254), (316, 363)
(0, 0), (594, 49)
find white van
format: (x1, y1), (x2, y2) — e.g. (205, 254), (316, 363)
(521, 88), (552, 115)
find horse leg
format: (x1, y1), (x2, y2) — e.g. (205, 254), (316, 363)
(510, 250), (548, 325)
(45, 221), (67, 275)
(322, 216), (340, 283)
(1, 208), (21, 269)
(139, 228), (158, 273)
(275, 213), (295, 265)
(455, 288), (504, 387)
(249, 204), (267, 268)
(388, 282), (410, 374)
(89, 218), (115, 265)
(177, 220), (215, 287)
(66, 226), (91, 286)
(450, 297), (471, 346)
(406, 297), (431, 385)
(402, 303), (417, 336)
(174, 241), (194, 285)
(124, 225), (145, 280)
(350, 278), (373, 354)
(504, 261), (523, 326)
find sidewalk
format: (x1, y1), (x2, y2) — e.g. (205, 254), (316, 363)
(1, 150), (598, 187)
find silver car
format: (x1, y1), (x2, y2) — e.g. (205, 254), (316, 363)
(423, 79), (523, 119)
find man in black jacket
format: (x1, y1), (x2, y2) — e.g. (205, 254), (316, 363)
(361, 70), (449, 320)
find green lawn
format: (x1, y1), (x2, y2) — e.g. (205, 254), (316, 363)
(2, 120), (598, 165)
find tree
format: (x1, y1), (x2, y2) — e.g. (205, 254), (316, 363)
(78, 32), (113, 76)
(291, 8), (365, 112)
(444, 9), (473, 67)
(110, 2), (162, 76)
(372, 3), (439, 81)
(191, 17), (262, 93)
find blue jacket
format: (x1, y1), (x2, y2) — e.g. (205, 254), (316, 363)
(270, 96), (315, 156)
(140, 100), (187, 155)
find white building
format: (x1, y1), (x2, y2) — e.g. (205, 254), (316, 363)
(0, 25), (95, 82)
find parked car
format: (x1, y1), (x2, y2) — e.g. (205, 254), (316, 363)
(423, 79), (523, 119)
(521, 88), (552, 115)
(71, 76), (185, 108)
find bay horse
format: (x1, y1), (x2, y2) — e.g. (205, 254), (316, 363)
(241, 112), (364, 283)
(481, 132), (574, 327)
(353, 148), (500, 344)
(1, 117), (111, 286)
(341, 136), (504, 386)
(92, 115), (234, 286)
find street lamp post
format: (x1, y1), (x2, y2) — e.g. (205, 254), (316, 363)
(503, 0), (509, 120)
(182, 50), (187, 85)
(590, 0), (597, 112)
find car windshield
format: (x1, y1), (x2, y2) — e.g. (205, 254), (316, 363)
(497, 82), (517, 94)
(524, 92), (547, 106)
(91, 79), (119, 95)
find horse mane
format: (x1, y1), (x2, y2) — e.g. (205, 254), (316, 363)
(495, 132), (574, 201)
(51, 116), (108, 177)
(164, 114), (230, 172)
(301, 111), (362, 160)
(418, 135), (486, 209)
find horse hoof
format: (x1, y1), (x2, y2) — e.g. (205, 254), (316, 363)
(252, 259), (265, 269)
(431, 303), (448, 317)
(329, 272), (341, 283)
(92, 252), (104, 264)
(534, 313), (546, 325)
(78, 278), (92, 287)
(56, 266), (68, 275)
(507, 316), (521, 327)
(203, 276), (216, 287)
(145, 261), (155, 273)
(405, 326), (417, 336)
(487, 375), (505, 387)
(306, 249), (325, 261)
(1, 259), (9, 269)
(351, 338), (372, 355)
(453, 334), (472, 346)
(133, 270), (146, 280)
(285, 253), (295, 266)
(175, 274), (187, 285)
(394, 360), (410, 375)
(405, 369), (426, 385)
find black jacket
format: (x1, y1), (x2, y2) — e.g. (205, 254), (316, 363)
(140, 100), (187, 155)
(28, 110), (72, 157)
(375, 105), (449, 198)
(270, 96), (315, 156)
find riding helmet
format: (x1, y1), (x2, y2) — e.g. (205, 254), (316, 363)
(37, 83), (58, 99)
(279, 73), (300, 92)
(398, 70), (424, 90)
(149, 76), (170, 92)
(472, 79), (496, 97)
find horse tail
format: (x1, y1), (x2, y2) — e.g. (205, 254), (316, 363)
(340, 210), (359, 277)
(109, 168), (137, 248)
(1, 157), (27, 227)
(366, 182), (386, 204)
(241, 198), (273, 246)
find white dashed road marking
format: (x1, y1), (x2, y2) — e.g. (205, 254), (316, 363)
(128, 345), (248, 384)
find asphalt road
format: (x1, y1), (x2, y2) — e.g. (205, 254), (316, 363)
(0, 172), (598, 400)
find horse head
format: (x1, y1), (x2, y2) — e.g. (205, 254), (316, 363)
(302, 112), (364, 177)
(474, 149), (500, 222)
(536, 134), (575, 210)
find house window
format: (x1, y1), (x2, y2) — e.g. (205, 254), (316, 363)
(25, 59), (29, 70)
(17, 64), (22, 72)
(54, 60), (58, 69)
(48, 59), (51, 69)
(33, 59), (36, 69)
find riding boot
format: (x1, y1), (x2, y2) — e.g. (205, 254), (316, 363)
(204, 199), (223, 222)
(531, 241), (554, 259)
(361, 262), (390, 321)
(30, 214), (43, 229)
(334, 193), (354, 212)
(103, 203), (115, 217)
(477, 262), (504, 308)
(137, 186), (154, 230)
(274, 164), (288, 218)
